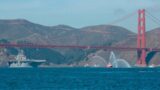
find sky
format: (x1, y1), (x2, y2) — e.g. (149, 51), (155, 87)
(0, 0), (160, 32)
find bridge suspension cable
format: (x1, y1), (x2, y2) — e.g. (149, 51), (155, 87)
(107, 11), (137, 25)
(146, 10), (160, 26)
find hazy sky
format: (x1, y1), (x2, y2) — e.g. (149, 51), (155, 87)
(0, 0), (159, 31)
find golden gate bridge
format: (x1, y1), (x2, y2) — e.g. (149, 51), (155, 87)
(0, 9), (160, 67)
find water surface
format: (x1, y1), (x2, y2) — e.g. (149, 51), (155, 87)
(0, 68), (160, 90)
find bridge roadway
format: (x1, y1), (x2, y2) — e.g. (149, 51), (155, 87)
(0, 43), (159, 52)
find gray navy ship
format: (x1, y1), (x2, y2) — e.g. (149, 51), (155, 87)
(8, 50), (46, 68)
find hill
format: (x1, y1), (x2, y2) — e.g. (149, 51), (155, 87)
(3, 19), (160, 66)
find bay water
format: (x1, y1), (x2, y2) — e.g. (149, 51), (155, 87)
(0, 68), (160, 90)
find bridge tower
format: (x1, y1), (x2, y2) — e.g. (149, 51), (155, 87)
(137, 9), (147, 66)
